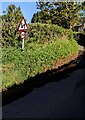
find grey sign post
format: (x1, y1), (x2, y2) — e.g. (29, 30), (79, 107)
(20, 32), (26, 50)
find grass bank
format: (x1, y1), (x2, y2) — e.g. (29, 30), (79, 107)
(1, 39), (78, 91)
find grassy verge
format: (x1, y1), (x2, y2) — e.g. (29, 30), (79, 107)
(2, 39), (78, 91)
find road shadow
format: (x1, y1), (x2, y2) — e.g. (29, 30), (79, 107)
(73, 33), (85, 91)
(2, 59), (78, 106)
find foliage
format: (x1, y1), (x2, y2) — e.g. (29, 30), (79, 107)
(2, 38), (78, 90)
(31, 1), (85, 29)
(1, 4), (23, 47)
(27, 23), (73, 44)
(73, 32), (85, 45)
(1, 3), (83, 47)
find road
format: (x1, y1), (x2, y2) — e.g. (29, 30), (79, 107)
(2, 47), (85, 118)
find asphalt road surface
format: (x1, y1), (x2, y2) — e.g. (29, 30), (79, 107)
(2, 49), (85, 118)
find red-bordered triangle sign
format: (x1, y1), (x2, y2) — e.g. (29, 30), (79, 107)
(18, 17), (28, 32)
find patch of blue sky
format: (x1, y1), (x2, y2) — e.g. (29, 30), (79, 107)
(1, 1), (40, 23)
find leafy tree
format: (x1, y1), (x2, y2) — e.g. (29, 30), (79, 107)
(2, 4), (23, 46)
(31, 1), (85, 29)
(31, 12), (43, 23)
(51, 2), (83, 28)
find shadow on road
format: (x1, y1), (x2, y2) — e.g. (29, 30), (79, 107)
(2, 59), (78, 106)
(73, 33), (85, 91)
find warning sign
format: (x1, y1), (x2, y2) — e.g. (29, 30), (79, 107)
(18, 17), (28, 32)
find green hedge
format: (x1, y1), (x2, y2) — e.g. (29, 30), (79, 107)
(2, 22), (73, 46)
(2, 39), (78, 90)
(27, 23), (73, 43)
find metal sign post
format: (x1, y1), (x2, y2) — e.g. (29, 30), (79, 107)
(18, 17), (28, 50)
(20, 31), (26, 50)
(22, 38), (24, 50)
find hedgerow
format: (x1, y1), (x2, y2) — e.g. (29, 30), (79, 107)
(2, 22), (73, 47)
(27, 23), (73, 44)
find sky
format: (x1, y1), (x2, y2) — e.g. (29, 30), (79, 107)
(0, 2), (40, 23)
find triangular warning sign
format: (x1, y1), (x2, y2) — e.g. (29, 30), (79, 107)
(18, 17), (28, 32)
